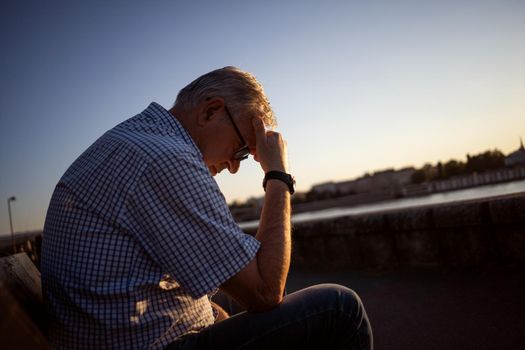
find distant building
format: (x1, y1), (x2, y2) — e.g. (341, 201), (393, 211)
(310, 167), (415, 196)
(505, 138), (525, 167)
(310, 181), (338, 195)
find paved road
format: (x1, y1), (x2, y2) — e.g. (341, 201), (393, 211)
(286, 265), (525, 350)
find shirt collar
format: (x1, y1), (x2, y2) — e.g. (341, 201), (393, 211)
(144, 102), (203, 158)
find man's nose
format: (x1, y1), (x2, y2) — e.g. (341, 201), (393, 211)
(227, 160), (240, 174)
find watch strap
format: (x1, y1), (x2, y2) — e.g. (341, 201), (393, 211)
(263, 171), (296, 194)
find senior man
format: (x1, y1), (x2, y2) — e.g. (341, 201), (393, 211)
(41, 66), (373, 349)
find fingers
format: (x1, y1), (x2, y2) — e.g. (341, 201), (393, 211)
(252, 117), (267, 146)
(264, 131), (285, 150)
(251, 117), (289, 173)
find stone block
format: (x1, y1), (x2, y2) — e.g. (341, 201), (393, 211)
(494, 225), (525, 263)
(344, 213), (386, 234)
(489, 196), (525, 224)
(394, 230), (440, 265)
(432, 202), (485, 228)
(292, 221), (319, 237)
(386, 208), (432, 232)
(357, 231), (396, 267)
(331, 217), (354, 235)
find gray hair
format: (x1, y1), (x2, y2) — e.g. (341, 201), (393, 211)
(174, 66), (276, 128)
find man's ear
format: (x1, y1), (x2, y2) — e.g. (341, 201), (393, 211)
(197, 97), (225, 126)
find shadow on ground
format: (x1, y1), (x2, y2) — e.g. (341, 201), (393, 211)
(286, 265), (525, 350)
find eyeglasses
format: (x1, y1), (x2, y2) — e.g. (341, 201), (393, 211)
(224, 106), (250, 161)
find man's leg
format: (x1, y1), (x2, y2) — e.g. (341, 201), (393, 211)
(166, 283), (373, 350)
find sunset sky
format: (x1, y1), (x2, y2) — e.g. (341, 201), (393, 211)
(1, 0), (524, 234)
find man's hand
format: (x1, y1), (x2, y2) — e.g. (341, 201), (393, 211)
(211, 301), (229, 323)
(252, 117), (289, 173)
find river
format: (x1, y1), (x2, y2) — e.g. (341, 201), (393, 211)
(239, 179), (525, 229)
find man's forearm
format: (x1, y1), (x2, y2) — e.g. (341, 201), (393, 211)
(254, 180), (291, 301)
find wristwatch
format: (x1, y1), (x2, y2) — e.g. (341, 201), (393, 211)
(263, 171), (296, 194)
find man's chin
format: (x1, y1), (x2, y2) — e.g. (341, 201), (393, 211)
(209, 165), (221, 176)
(209, 164), (228, 176)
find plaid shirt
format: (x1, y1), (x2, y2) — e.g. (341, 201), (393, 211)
(41, 102), (260, 349)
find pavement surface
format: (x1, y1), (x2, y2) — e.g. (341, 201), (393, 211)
(285, 265), (525, 350)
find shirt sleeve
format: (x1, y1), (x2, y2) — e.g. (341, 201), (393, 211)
(125, 150), (260, 299)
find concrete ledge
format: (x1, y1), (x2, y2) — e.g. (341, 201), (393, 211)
(489, 195), (525, 224)
(287, 193), (525, 268)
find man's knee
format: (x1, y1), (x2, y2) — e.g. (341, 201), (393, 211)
(295, 284), (372, 348)
(310, 283), (364, 317)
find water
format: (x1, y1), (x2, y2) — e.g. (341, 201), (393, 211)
(239, 179), (525, 229)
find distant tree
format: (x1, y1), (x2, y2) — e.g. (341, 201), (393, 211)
(411, 163), (438, 183)
(466, 149), (505, 173)
(410, 149), (505, 184)
(443, 159), (465, 178)
(229, 200), (241, 209)
(411, 169), (427, 184)
(437, 162), (444, 179)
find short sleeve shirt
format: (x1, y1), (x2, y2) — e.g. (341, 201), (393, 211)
(41, 102), (261, 349)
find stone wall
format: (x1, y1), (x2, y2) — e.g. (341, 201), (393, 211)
(5, 194), (524, 270)
(245, 193), (525, 268)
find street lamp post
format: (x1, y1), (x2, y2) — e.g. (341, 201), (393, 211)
(7, 196), (16, 254)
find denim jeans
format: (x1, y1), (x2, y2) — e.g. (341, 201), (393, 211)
(166, 283), (373, 350)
